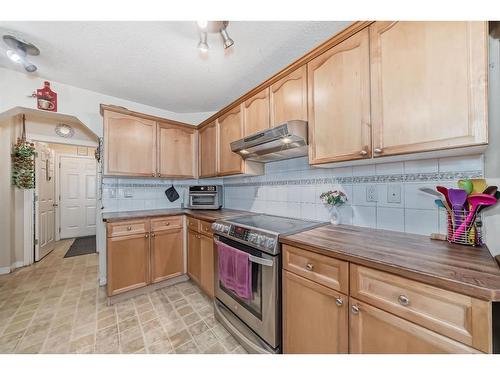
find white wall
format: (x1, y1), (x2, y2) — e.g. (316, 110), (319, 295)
(0, 67), (215, 136)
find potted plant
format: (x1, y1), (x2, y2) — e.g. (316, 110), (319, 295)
(320, 190), (348, 225)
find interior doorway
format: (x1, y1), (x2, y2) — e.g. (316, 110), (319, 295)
(34, 142), (97, 261)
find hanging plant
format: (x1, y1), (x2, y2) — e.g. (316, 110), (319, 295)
(11, 114), (36, 189)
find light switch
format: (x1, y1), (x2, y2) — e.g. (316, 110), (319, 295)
(387, 184), (402, 204)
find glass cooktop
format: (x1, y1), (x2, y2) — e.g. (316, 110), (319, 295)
(226, 214), (323, 235)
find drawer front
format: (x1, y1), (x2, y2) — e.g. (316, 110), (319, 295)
(199, 220), (213, 237)
(187, 217), (200, 232)
(107, 220), (148, 237)
(283, 245), (348, 294)
(350, 264), (491, 353)
(151, 216), (183, 231)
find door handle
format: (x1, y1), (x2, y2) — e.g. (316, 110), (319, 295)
(248, 255), (273, 267)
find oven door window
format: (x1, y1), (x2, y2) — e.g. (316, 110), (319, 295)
(190, 194), (216, 206)
(217, 238), (264, 320)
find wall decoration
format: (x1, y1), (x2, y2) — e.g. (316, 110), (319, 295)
(12, 114), (36, 189)
(36, 81), (57, 112)
(54, 123), (74, 138)
(77, 146), (88, 156)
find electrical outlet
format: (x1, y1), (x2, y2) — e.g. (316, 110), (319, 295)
(387, 184), (402, 204)
(366, 184), (378, 202)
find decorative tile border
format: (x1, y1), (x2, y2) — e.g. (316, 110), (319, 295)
(101, 170), (483, 189)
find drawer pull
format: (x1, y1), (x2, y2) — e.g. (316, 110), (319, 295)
(145, 234), (149, 238)
(351, 305), (360, 314)
(127, 226), (132, 231)
(151, 233), (155, 238)
(165, 222), (170, 226)
(305, 263), (314, 271)
(398, 295), (410, 306)
(335, 298), (343, 307)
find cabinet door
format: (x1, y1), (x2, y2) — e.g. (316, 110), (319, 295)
(104, 111), (156, 176)
(217, 105), (244, 176)
(370, 21), (488, 157)
(243, 88), (270, 136)
(107, 233), (149, 296)
(187, 230), (201, 284)
(270, 66), (307, 126)
(283, 270), (348, 354)
(349, 298), (480, 354)
(157, 122), (197, 178)
(199, 121), (218, 178)
(308, 28), (371, 164)
(150, 228), (183, 283)
(200, 234), (215, 298)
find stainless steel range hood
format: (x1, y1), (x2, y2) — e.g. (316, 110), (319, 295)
(230, 120), (308, 163)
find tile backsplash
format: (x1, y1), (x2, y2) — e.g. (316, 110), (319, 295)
(223, 155), (484, 236)
(101, 154), (484, 237)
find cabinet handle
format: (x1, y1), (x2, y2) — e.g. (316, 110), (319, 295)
(374, 148), (383, 154)
(165, 222), (170, 226)
(127, 226), (132, 231)
(398, 295), (410, 306)
(158, 173), (161, 177)
(145, 234), (149, 238)
(359, 150), (368, 156)
(305, 263), (314, 271)
(151, 233), (156, 238)
(335, 298), (343, 307)
(351, 305), (360, 314)
(152, 173), (155, 177)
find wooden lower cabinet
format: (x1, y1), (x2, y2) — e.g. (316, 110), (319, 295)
(199, 234), (215, 298)
(107, 216), (184, 297)
(150, 228), (183, 283)
(349, 298), (480, 354)
(107, 233), (149, 296)
(283, 270), (348, 354)
(187, 226), (215, 298)
(187, 230), (201, 284)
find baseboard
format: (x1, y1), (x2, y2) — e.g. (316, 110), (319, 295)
(0, 261), (26, 275)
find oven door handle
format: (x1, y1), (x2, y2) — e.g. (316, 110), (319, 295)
(248, 255), (274, 267)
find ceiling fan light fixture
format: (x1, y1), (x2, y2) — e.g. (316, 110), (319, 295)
(197, 31), (209, 52)
(220, 27), (234, 49)
(3, 34), (40, 73)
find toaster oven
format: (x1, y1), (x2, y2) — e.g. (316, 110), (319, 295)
(187, 185), (223, 210)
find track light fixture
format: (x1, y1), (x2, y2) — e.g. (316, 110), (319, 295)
(2, 34), (40, 73)
(196, 21), (234, 52)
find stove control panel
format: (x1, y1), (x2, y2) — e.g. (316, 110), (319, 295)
(212, 221), (279, 254)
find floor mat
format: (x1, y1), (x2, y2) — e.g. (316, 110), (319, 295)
(64, 235), (96, 258)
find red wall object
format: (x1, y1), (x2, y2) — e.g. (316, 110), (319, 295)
(36, 81), (57, 112)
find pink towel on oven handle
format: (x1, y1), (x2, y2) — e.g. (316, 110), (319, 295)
(215, 239), (252, 300)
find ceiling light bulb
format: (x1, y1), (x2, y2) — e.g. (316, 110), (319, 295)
(239, 150), (249, 155)
(6, 49), (23, 63)
(197, 20), (208, 29)
(197, 31), (209, 52)
(220, 28), (234, 49)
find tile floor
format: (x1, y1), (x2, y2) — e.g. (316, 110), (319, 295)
(0, 239), (247, 354)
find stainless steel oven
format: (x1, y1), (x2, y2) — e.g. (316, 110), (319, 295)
(187, 185), (223, 210)
(213, 234), (280, 354)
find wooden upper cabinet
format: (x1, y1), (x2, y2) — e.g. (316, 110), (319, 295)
(308, 28), (371, 165)
(217, 105), (244, 175)
(349, 298), (480, 354)
(157, 122), (197, 178)
(370, 21), (488, 157)
(199, 121), (218, 178)
(243, 88), (270, 136)
(270, 65), (308, 126)
(283, 271), (348, 354)
(104, 111), (156, 176)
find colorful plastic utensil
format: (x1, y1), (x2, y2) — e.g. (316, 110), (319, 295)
(471, 178), (487, 194)
(458, 179), (474, 195)
(419, 187), (443, 198)
(452, 194), (497, 241)
(434, 199), (445, 208)
(483, 185), (498, 196)
(448, 188), (468, 227)
(436, 186), (452, 209)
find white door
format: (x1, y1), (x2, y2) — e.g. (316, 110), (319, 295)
(60, 156), (97, 239)
(36, 146), (56, 260)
